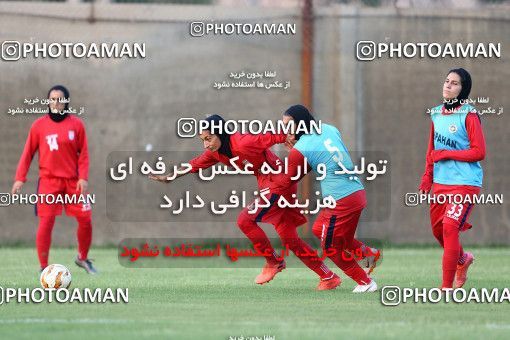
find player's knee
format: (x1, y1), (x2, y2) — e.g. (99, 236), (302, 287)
(431, 224), (443, 240)
(76, 216), (92, 228)
(442, 222), (459, 238)
(311, 225), (322, 240)
(39, 216), (56, 228)
(39, 215), (55, 222)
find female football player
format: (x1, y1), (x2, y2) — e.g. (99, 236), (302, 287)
(11, 85), (97, 274)
(419, 68), (485, 289)
(278, 105), (379, 293)
(150, 114), (340, 290)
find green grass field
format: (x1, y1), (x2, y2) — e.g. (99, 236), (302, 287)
(0, 247), (509, 339)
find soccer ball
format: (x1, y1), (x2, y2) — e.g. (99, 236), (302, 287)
(40, 264), (72, 289)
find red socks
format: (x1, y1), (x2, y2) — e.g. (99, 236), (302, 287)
(36, 216), (56, 268)
(36, 215), (92, 268)
(76, 216), (92, 261)
(350, 238), (364, 252)
(441, 222), (460, 288)
(237, 214), (335, 279)
(237, 217), (281, 265)
(277, 228), (334, 279)
(328, 250), (370, 285)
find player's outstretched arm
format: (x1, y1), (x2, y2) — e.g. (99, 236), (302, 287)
(148, 166), (189, 183)
(149, 150), (218, 183)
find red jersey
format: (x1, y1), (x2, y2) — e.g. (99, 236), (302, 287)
(188, 132), (290, 194)
(15, 115), (89, 182)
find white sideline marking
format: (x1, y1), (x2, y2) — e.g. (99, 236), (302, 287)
(0, 318), (157, 324)
(486, 323), (510, 329)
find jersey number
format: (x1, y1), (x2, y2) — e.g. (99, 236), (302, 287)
(324, 138), (343, 164)
(446, 204), (464, 220)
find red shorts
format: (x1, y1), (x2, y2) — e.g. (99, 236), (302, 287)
(312, 190), (366, 250)
(430, 183), (480, 232)
(239, 190), (307, 229)
(36, 177), (92, 218)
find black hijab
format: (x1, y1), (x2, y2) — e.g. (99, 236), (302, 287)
(203, 114), (232, 158)
(283, 104), (315, 140)
(47, 85), (70, 122)
(444, 68), (472, 112)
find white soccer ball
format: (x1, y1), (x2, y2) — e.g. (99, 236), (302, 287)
(40, 264), (72, 289)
